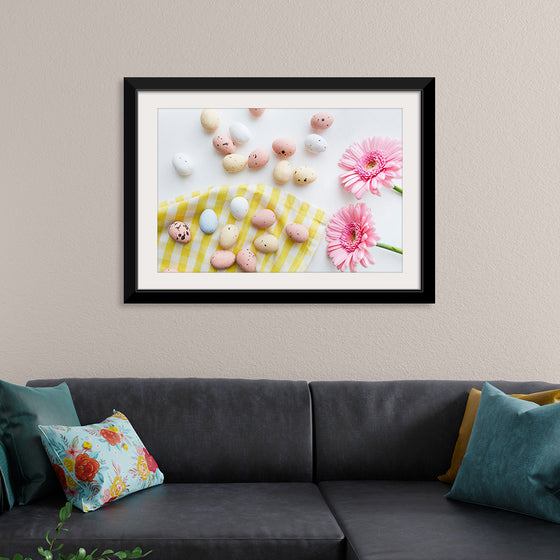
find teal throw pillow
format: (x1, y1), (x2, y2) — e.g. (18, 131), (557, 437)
(39, 411), (164, 512)
(0, 439), (15, 511)
(0, 380), (80, 504)
(446, 382), (560, 523)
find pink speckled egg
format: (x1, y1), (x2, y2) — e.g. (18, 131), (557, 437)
(251, 209), (276, 229)
(168, 221), (191, 243)
(272, 138), (296, 158)
(286, 223), (309, 243)
(248, 148), (270, 169)
(210, 250), (236, 270)
(237, 248), (257, 272)
(249, 108), (265, 117)
(212, 134), (236, 155)
(310, 112), (334, 131)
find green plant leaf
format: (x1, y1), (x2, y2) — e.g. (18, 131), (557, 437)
(100, 552), (113, 556)
(14, 554), (23, 560)
(114, 553), (127, 559)
(54, 545), (64, 552)
(75, 549), (86, 560)
(45, 531), (52, 546)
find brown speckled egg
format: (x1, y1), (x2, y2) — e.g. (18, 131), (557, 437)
(286, 223), (309, 243)
(310, 112), (334, 131)
(237, 248), (257, 272)
(168, 221), (191, 243)
(210, 250), (236, 270)
(212, 134), (236, 155)
(249, 108), (265, 117)
(251, 209), (276, 229)
(272, 138), (296, 158)
(248, 148), (270, 169)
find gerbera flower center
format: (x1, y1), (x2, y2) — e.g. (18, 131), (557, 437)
(341, 222), (363, 252)
(358, 150), (387, 180)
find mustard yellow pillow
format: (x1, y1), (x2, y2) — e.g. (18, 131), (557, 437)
(438, 387), (560, 484)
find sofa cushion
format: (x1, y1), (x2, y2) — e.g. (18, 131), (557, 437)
(27, 378), (313, 483)
(310, 380), (560, 480)
(0, 380), (80, 504)
(39, 411), (164, 512)
(446, 382), (560, 523)
(0, 483), (345, 560)
(438, 386), (560, 483)
(320, 481), (560, 560)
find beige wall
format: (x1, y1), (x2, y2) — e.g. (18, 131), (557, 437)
(3, 1), (560, 385)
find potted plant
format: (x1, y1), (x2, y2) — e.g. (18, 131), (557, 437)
(1, 502), (151, 560)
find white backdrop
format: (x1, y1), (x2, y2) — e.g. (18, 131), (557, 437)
(157, 107), (403, 272)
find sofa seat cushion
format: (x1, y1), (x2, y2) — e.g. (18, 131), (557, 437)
(319, 481), (560, 560)
(0, 483), (344, 560)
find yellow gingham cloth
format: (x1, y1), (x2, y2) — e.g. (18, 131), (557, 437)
(158, 184), (329, 273)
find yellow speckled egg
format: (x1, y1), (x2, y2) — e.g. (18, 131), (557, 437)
(293, 166), (317, 185)
(254, 234), (279, 254)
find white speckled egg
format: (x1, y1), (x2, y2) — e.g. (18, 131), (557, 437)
(210, 250), (236, 270)
(230, 197), (249, 220)
(199, 209), (218, 234)
(254, 234), (279, 254)
(273, 160), (292, 184)
(272, 138), (296, 158)
(249, 108), (265, 117)
(304, 134), (328, 153)
(168, 221), (191, 243)
(229, 122), (251, 145)
(222, 154), (247, 173)
(251, 209), (276, 229)
(293, 166), (317, 185)
(237, 248), (257, 272)
(212, 134), (236, 155)
(219, 224), (240, 249)
(310, 112), (334, 131)
(286, 223), (309, 243)
(248, 148), (270, 169)
(172, 153), (193, 176)
(200, 109), (220, 132)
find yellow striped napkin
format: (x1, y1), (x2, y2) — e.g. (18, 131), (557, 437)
(158, 184), (329, 273)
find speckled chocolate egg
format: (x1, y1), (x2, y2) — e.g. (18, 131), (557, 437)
(229, 122), (251, 145)
(273, 160), (292, 184)
(293, 166), (318, 185)
(230, 197), (249, 220)
(200, 109), (220, 132)
(251, 209), (276, 229)
(249, 108), (265, 117)
(304, 134), (328, 153)
(210, 250), (236, 270)
(219, 224), (240, 249)
(286, 223), (309, 243)
(212, 134), (236, 155)
(310, 112), (334, 131)
(272, 138), (296, 158)
(199, 209), (218, 234)
(254, 234), (279, 254)
(237, 248), (257, 272)
(172, 153), (193, 176)
(168, 221), (191, 243)
(222, 154), (247, 173)
(248, 148), (270, 169)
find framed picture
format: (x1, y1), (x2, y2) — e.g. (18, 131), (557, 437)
(124, 77), (434, 303)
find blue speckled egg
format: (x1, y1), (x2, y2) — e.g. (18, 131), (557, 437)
(199, 209), (218, 234)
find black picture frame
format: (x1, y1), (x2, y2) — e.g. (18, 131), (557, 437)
(124, 77), (435, 303)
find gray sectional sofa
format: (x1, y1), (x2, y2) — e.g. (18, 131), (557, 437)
(1, 377), (560, 559)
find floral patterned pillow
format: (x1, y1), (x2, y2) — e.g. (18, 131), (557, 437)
(38, 411), (164, 512)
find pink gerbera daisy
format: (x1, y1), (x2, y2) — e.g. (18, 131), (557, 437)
(326, 203), (381, 272)
(338, 136), (402, 199)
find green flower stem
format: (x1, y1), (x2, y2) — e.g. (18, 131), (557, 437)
(377, 243), (403, 255)
(392, 185), (403, 194)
